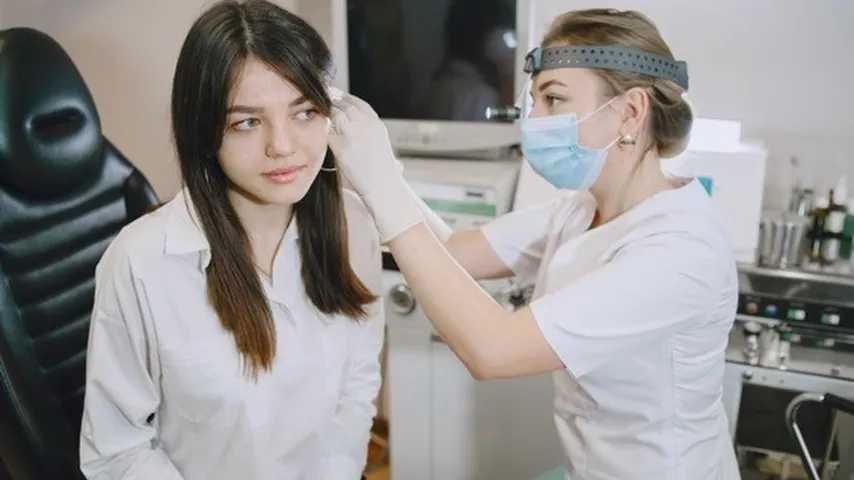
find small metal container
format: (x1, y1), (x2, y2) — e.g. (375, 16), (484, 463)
(758, 213), (809, 268)
(759, 214), (789, 267)
(778, 215), (810, 268)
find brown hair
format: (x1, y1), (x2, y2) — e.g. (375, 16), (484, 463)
(543, 9), (692, 158)
(171, 0), (376, 377)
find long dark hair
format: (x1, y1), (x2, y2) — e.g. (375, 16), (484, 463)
(171, 0), (376, 376)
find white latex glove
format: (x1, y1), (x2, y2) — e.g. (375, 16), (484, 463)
(405, 181), (454, 243)
(327, 92), (424, 244)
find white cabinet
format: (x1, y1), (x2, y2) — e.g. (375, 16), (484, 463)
(384, 270), (564, 480)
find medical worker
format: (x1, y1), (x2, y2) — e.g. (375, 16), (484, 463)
(330, 8), (740, 480)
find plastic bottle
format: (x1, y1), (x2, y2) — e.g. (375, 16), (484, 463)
(822, 177), (848, 264)
(809, 195), (829, 263)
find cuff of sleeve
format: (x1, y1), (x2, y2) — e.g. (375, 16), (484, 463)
(316, 454), (365, 480)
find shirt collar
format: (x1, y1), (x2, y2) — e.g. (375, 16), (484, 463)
(164, 188), (300, 272)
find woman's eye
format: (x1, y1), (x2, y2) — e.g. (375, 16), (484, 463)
(232, 118), (260, 131)
(295, 108), (318, 121)
(545, 95), (563, 107)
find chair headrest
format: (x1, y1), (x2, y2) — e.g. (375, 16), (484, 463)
(0, 28), (104, 200)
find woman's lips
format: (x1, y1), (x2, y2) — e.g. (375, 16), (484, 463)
(262, 165), (306, 183)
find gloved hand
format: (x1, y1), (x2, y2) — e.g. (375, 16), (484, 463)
(327, 92), (424, 244)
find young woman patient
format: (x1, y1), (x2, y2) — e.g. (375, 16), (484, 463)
(79, 1), (383, 478)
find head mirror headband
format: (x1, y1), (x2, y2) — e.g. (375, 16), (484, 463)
(524, 45), (689, 91)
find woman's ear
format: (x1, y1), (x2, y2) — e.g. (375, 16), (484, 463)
(620, 87), (651, 138)
(319, 146), (338, 173)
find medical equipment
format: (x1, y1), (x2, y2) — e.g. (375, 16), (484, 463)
(523, 45), (689, 91)
(787, 393), (854, 480)
(382, 154), (565, 479)
(487, 45), (689, 122)
(399, 156), (521, 231)
(758, 213), (811, 268)
(329, 0), (534, 156)
(724, 265), (854, 477)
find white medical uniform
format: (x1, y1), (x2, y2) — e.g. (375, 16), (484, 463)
(483, 179), (740, 480)
(80, 189), (384, 480)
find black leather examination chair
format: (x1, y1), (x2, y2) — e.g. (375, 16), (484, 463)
(0, 27), (159, 479)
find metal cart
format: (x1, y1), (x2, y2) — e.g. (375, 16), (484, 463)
(787, 393), (854, 480)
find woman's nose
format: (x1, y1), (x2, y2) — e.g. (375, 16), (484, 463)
(265, 119), (297, 158)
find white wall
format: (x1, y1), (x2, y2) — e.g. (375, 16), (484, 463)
(1, 0), (297, 200)
(296, 1), (344, 88)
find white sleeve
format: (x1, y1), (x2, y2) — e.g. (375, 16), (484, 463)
(480, 198), (563, 284)
(79, 242), (183, 479)
(317, 193), (386, 479)
(530, 233), (719, 378)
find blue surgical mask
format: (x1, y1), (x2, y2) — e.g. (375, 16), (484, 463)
(520, 98), (620, 190)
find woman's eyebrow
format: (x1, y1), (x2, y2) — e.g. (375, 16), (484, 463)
(288, 96), (309, 107)
(537, 79), (568, 92)
(226, 96), (309, 114)
(226, 105), (263, 114)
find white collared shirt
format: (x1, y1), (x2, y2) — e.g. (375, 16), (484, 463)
(483, 179), (740, 480)
(80, 189), (384, 480)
